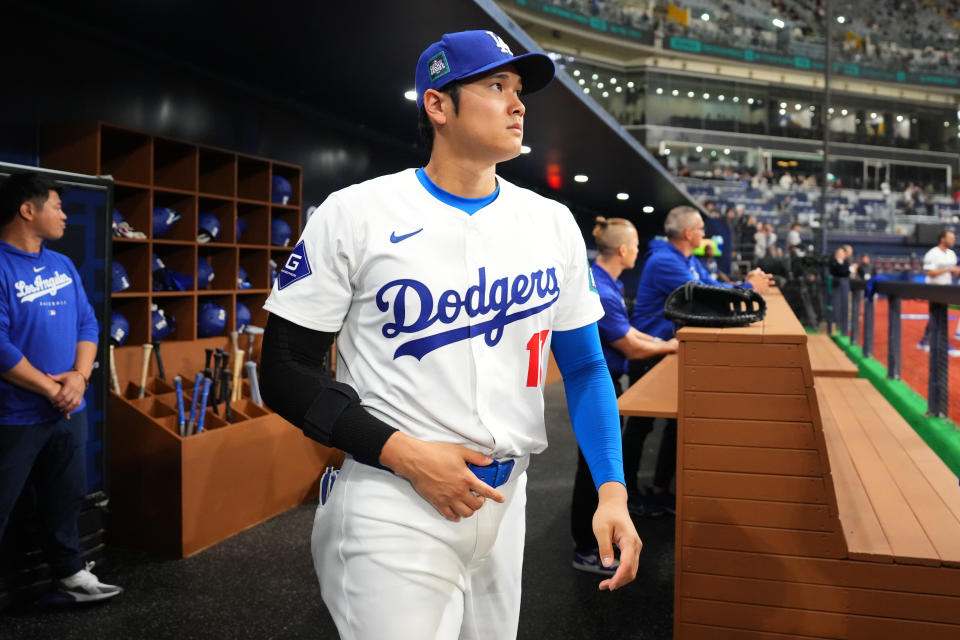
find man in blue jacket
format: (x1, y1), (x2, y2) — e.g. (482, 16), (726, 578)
(626, 206), (771, 513)
(0, 172), (122, 604)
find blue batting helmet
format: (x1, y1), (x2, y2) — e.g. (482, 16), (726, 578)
(111, 261), (131, 292)
(197, 212), (221, 243)
(151, 305), (175, 341)
(272, 175), (292, 205)
(109, 312), (130, 345)
(197, 301), (227, 337)
(236, 302), (252, 333)
(237, 265), (252, 289)
(197, 257), (215, 290)
(236, 218), (248, 242)
(271, 217), (292, 246)
(153, 206), (180, 238)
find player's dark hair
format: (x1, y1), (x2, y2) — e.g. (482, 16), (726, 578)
(0, 172), (63, 228)
(939, 228), (954, 242)
(418, 82), (462, 151)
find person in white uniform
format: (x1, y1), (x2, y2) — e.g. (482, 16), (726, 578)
(259, 30), (641, 640)
(916, 229), (960, 354)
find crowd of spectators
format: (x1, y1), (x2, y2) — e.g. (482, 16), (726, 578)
(544, 0), (960, 77)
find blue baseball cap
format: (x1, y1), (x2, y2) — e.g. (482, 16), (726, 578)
(415, 30), (555, 108)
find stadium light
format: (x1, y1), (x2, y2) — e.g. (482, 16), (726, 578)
(663, 148), (671, 155)
(615, 86), (622, 93)
(520, 145), (532, 154)
(403, 90), (417, 102)
(592, 73), (599, 80)
(779, 109), (787, 115)
(837, 16), (846, 24)
(747, 98), (754, 104)
(795, 104), (802, 111)
(723, 148), (731, 155)
(602, 91), (609, 98)
(578, 78), (585, 85)
(573, 69), (581, 77)
(597, 82), (604, 89)
(656, 87), (664, 94)
(772, 18), (785, 28)
(610, 78), (617, 84)
(701, 12), (710, 20)
(732, 96), (740, 102)
(617, 192), (630, 201)
(672, 89), (679, 96)
(583, 88), (590, 94)
(574, 174), (589, 183)
(780, 102), (787, 108)
(896, 115), (903, 122)
(687, 91), (695, 98)
(718, 95), (725, 101)
(828, 107), (835, 114)
(841, 109), (848, 116)
(870, 112), (878, 119)
(703, 93), (710, 99)
(642, 206), (655, 213)
(695, 145), (703, 152)
(627, 81), (635, 88)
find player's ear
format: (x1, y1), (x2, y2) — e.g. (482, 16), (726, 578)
(423, 89), (449, 127)
(18, 200), (36, 222)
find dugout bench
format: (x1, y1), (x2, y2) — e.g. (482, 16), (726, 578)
(618, 289), (960, 639)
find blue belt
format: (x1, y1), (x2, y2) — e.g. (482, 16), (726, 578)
(467, 459), (515, 488)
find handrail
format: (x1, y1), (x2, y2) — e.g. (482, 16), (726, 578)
(842, 277), (958, 418)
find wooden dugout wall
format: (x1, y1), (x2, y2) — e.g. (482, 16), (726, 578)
(667, 291), (960, 639)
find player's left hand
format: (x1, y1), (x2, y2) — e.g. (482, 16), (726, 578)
(593, 481), (642, 591)
(47, 370), (85, 416)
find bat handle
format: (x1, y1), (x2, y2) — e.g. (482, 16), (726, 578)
(188, 372), (203, 434)
(197, 378), (213, 433)
(152, 341), (166, 380)
(109, 344), (121, 394)
(245, 360), (262, 406)
(138, 343), (153, 399)
(174, 376), (185, 434)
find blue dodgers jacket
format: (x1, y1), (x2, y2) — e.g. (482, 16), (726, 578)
(0, 240), (98, 424)
(630, 238), (745, 340)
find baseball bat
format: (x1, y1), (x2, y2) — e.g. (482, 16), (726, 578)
(245, 360), (262, 406)
(138, 343), (153, 398)
(230, 330), (240, 358)
(210, 355), (223, 413)
(231, 349), (243, 402)
(197, 377), (212, 433)
(174, 376), (186, 435)
(217, 365), (229, 415)
(204, 348), (213, 373)
(188, 372), (203, 434)
(152, 341), (166, 380)
(224, 385), (233, 423)
(108, 344), (121, 394)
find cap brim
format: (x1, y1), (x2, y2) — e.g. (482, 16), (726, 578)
(453, 51), (556, 96)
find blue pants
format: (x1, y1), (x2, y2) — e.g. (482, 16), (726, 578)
(0, 411), (87, 579)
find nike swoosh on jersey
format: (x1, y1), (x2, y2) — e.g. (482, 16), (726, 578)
(390, 228), (424, 243)
(33, 266), (45, 272)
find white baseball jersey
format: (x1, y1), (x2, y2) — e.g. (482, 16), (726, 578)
(263, 168), (603, 460)
(923, 246), (957, 285)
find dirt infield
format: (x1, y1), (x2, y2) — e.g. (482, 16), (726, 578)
(859, 298), (960, 425)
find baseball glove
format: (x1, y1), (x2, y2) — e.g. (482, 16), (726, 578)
(663, 281), (766, 327)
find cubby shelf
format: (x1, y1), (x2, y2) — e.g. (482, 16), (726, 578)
(40, 121), (302, 344)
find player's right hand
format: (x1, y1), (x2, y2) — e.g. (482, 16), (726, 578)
(746, 268), (774, 294)
(379, 432), (506, 522)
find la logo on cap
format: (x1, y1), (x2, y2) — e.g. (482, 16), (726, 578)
(485, 30), (512, 54)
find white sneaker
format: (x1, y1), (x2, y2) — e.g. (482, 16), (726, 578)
(49, 562), (123, 604)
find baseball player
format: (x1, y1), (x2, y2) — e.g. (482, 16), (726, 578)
(260, 30), (640, 640)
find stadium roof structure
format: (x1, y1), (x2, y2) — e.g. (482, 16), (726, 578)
(14, 0), (695, 236)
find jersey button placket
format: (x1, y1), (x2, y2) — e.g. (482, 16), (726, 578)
(465, 223), (486, 423)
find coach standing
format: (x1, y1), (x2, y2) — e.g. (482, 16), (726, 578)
(627, 206), (771, 513)
(0, 172), (121, 603)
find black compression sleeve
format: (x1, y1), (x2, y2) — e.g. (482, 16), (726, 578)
(260, 314), (398, 465)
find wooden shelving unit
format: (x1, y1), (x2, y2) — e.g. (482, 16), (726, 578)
(40, 121), (301, 339)
(39, 122), (338, 558)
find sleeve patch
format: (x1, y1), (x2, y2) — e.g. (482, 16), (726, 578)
(277, 240), (312, 290)
(587, 260), (598, 294)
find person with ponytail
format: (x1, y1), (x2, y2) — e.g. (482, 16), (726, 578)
(571, 217), (677, 574)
